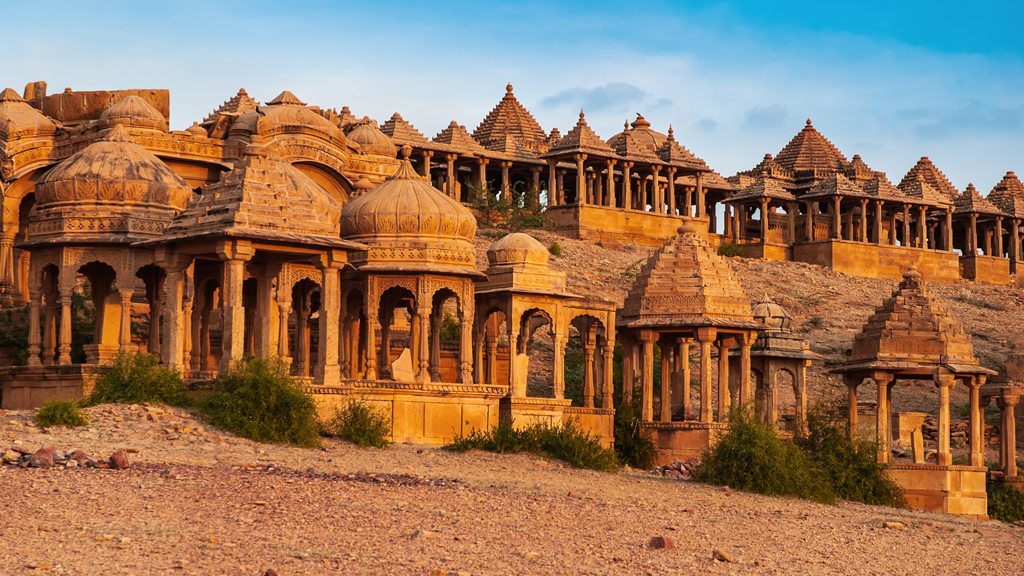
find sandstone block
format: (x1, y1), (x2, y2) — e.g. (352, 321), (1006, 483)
(110, 449), (130, 470)
(649, 536), (674, 549)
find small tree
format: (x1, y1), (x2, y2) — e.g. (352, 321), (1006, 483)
(468, 180), (547, 232)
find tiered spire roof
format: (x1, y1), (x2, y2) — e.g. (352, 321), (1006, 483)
(729, 173), (797, 203)
(543, 111), (614, 157)
(898, 157), (959, 201)
(773, 119), (848, 174)
(901, 172), (953, 207)
(617, 218), (763, 330)
(266, 91), (307, 106)
(987, 171), (1024, 218)
(200, 88), (259, 126)
(380, 112), (430, 145)
(802, 172), (869, 200)
(954, 183), (1005, 216)
(844, 154), (875, 183)
(485, 134), (542, 163)
(740, 153), (794, 180)
(433, 121), (487, 154)
(472, 83), (546, 149)
(656, 126), (705, 170)
(860, 173), (907, 202)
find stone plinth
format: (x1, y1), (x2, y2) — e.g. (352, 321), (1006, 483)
(564, 407), (615, 449)
(311, 383), (505, 446)
(547, 204), (722, 248)
(642, 421), (728, 466)
(888, 464), (988, 519)
(500, 396), (573, 429)
(0, 365), (106, 409)
(793, 241), (960, 282)
(891, 412), (927, 447)
(960, 255), (1012, 285)
(735, 242), (791, 261)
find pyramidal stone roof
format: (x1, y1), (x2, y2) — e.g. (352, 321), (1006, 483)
(987, 171), (1024, 218)
(901, 172), (953, 207)
(433, 121), (487, 154)
(380, 112), (430, 145)
(656, 126), (706, 169)
(729, 175), (796, 203)
(485, 134), (541, 163)
(844, 264), (989, 372)
(543, 111), (614, 157)
(740, 153), (794, 180)
(266, 91), (307, 106)
(845, 154), (876, 183)
(860, 174), (908, 202)
(898, 157), (959, 201)
(774, 119), (848, 174)
(472, 83), (546, 148)
(617, 218), (763, 330)
(201, 88), (259, 125)
(611, 128), (659, 162)
(955, 183), (1006, 216)
(802, 172), (869, 200)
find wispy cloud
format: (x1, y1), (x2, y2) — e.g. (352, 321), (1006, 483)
(743, 105), (788, 130)
(693, 118), (718, 132)
(540, 82), (654, 113)
(899, 100), (1023, 140)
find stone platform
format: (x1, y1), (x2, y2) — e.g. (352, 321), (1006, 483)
(888, 464), (988, 519)
(0, 365), (106, 409)
(642, 421), (728, 466)
(547, 204), (723, 248)
(793, 240), (960, 281)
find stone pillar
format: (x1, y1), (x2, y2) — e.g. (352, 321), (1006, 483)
(415, 307), (430, 384)
(997, 395), (1019, 478)
(605, 160), (616, 208)
(500, 161), (511, 198)
(901, 204), (911, 247)
(190, 299), (202, 370)
(858, 199), (868, 242)
(659, 342), (671, 422)
(486, 335), (498, 385)
(696, 172), (705, 218)
(421, 150), (433, 179)
(996, 216), (1004, 258)
(58, 293), (72, 365)
(147, 275), (162, 357)
(475, 158), (488, 197)
(458, 307), (473, 384)
(583, 341), (596, 408)
(873, 372), (894, 463)
(833, 196), (842, 239)
(42, 294), (56, 366)
(738, 333), (753, 404)
(872, 201), (883, 244)
(652, 166), (662, 214)
(547, 160), (558, 208)
(918, 206), (927, 248)
(844, 374), (859, 440)
(216, 242), (253, 374)
(530, 167), (542, 206)
(968, 376), (985, 467)
(677, 338), (692, 419)
(945, 209), (954, 251)
(717, 337), (733, 421)
(0, 235), (14, 308)
(935, 370), (955, 466)
(602, 342), (614, 410)
(161, 267), (187, 372)
(118, 289), (134, 355)
(277, 294), (291, 363)
(759, 198), (770, 243)
(445, 153), (458, 200)
(575, 153), (587, 206)
(556, 170), (564, 206)
(787, 202), (797, 244)
(622, 162), (633, 210)
(796, 359), (809, 433)
(27, 290), (41, 366)
(315, 252), (345, 384)
(667, 168), (677, 215)
(364, 282), (378, 380)
(548, 329), (565, 397)
(507, 332), (520, 396)
(429, 313), (442, 382)
(697, 327), (716, 423)
(639, 330), (656, 422)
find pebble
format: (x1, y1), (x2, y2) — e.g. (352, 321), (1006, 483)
(412, 529), (438, 540)
(649, 536), (674, 549)
(713, 549), (733, 562)
(883, 522), (905, 531)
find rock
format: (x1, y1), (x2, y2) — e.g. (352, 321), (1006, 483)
(883, 522), (904, 531)
(65, 459), (78, 468)
(109, 449), (130, 470)
(68, 450), (89, 461)
(524, 552), (540, 559)
(713, 549), (733, 562)
(2, 449), (20, 463)
(412, 529), (438, 539)
(28, 448), (53, 468)
(263, 570), (278, 576)
(649, 536), (674, 549)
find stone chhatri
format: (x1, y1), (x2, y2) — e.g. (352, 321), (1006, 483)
(544, 111), (614, 156)
(347, 117), (397, 157)
(472, 83), (546, 151)
(773, 119), (848, 174)
(97, 95), (168, 132)
(987, 171), (1024, 218)
(479, 232), (569, 296)
(898, 156), (960, 201)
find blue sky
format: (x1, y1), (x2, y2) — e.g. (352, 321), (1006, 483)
(4, 1), (1023, 191)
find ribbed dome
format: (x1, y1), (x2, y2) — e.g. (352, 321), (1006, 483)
(30, 124), (191, 241)
(606, 114), (666, 154)
(486, 232), (549, 268)
(751, 294), (793, 332)
(347, 118), (396, 157)
(0, 87), (57, 140)
(229, 91), (341, 141)
(98, 95), (168, 132)
(340, 147), (478, 275)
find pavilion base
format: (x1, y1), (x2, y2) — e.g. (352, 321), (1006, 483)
(547, 204), (722, 248)
(793, 240), (960, 282)
(311, 382), (505, 446)
(642, 421), (728, 467)
(0, 365), (106, 410)
(736, 242), (791, 261)
(960, 255), (1011, 285)
(564, 406), (615, 449)
(888, 464), (988, 519)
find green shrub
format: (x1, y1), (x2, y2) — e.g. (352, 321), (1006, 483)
(613, 387), (658, 470)
(36, 399), (88, 428)
(85, 352), (190, 407)
(718, 243), (745, 258)
(692, 406), (834, 504)
(200, 357), (320, 447)
(548, 241), (562, 256)
(988, 480), (1024, 523)
(439, 312), (461, 342)
(446, 418), (617, 472)
(795, 403), (905, 508)
(324, 398), (392, 448)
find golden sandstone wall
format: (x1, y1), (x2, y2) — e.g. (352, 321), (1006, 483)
(793, 241), (961, 282)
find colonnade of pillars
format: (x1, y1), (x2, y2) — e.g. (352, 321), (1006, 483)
(621, 328), (754, 424)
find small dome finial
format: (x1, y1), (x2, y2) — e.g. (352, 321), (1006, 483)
(806, 118), (812, 126)
(400, 144), (412, 160)
(506, 83), (514, 94)
(579, 109), (585, 120)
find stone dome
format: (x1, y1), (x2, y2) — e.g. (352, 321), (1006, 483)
(30, 124), (191, 241)
(752, 294), (793, 332)
(339, 146), (478, 275)
(606, 114), (666, 154)
(98, 95), (168, 132)
(229, 91), (341, 141)
(486, 232), (549, 269)
(347, 118), (396, 157)
(0, 87), (57, 141)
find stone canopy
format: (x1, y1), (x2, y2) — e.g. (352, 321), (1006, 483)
(617, 218), (763, 330)
(476, 232), (572, 297)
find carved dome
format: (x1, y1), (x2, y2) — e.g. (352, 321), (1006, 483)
(606, 114), (666, 154)
(229, 91), (341, 142)
(347, 118), (396, 157)
(486, 232), (549, 269)
(0, 87), (57, 141)
(339, 147), (479, 275)
(30, 124), (191, 241)
(751, 294), (793, 332)
(98, 95), (168, 132)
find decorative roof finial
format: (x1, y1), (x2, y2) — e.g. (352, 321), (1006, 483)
(400, 144), (412, 160)
(806, 118), (812, 126)
(506, 83), (514, 94)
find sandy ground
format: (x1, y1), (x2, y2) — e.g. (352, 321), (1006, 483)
(1, 404), (1022, 576)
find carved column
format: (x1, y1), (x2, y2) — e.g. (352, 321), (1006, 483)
(553, 332), (567, 400)
(659, 342), (671, 422)
(314, 252), (345, 385)
(445, 153), (458, 200)
(416, 307), (430, 384)
(652, 166), (662, 214)
(738, 332), (753, 404)
(677, 338), (692, 419)
(556, 170), (564, 205)
(844, 374), (860, 440)
(717, 337), (734, 421)
(667, 168), (677, 216)
(620, 333), (634, 401)
(605, 160), (616, 208)
(601, 342), (614, 410)
(421, 150), (433, 180)
(697, 327), (716, 423)
(858, 199), (868, 242)
(429, 312), (442, 382)
(575, 153), (587, 206)
(787, 202), (797, 244)
(0, 234), (14, 308)
(161, 266), (187, 372)
(696, 172), (705, 218)
(968, 376), (985, 467)
(530, 167), (542, 207)
(507, 332), (520, 396)
(833, 196), (842, 239)
(147, 272), (162, 357)
(58, 293), (72, 365)
(42, 293), (56, 366)
(804, 201), (815, 241)
(119, 289), (134, 355)
(27, 290), (41, 366)
(997, 395), (1019, 478)
(872, 200), (883, 244)
(276, 281), (292, 365)
(364, 279), (378, 380)
(500, 161), (512, 198)
(216, 241), (253, 374)
(945, 208), (954, 251)
(935, 370), (955, 466)
(621, 162), (633, 211)
(996, 216), (1004, 258)
(639, 330), (656, 422)
(918, 206), (927, 248)
(583, 340), (596, 408)
(759, 198), (770, 243)
(872, 372), (894, 463)
(547, 160), (558, 208)
(458, 306), (473, 384)
(189, 298), (202, 370)
(486, 335), (497, 385)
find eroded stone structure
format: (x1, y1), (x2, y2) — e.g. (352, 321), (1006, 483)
(834, 265), (996, 518)
(980, 351), (1024, 488)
